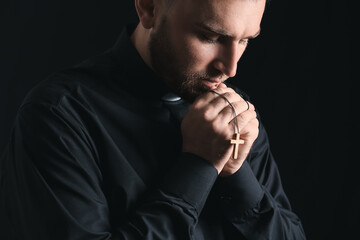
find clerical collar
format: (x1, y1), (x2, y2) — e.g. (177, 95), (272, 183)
(161, 92), (182, 102)
(111, 24), (172, 101)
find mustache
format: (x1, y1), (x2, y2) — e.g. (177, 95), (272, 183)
(188, 70), (227, 81)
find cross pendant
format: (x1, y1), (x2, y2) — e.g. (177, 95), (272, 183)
(230, 133), (245, 159)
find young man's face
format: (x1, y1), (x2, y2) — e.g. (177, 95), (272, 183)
(149, 0), (266, 101)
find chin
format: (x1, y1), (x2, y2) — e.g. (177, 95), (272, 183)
(179, 85), (210, 103)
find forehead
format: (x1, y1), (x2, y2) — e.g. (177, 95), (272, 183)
(168, 0), (266, 37)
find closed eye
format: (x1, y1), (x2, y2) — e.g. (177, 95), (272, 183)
(239, 39), (249, 46)
(200, 33), (220, 44)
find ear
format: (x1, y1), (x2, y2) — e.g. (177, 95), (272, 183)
(134, 0), (156, 29)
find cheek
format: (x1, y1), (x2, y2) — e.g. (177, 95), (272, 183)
(182, 36), (216, 70)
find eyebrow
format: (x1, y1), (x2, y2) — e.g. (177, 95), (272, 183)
(196, 22), (261, 40)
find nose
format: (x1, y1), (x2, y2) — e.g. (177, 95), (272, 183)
(213, 43), (243, 78)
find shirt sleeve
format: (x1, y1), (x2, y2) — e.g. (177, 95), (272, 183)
(213, 119), (307, 240)
(1, 101), (218, 240)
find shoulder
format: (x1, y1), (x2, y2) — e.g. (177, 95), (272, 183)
(20, 51), (118, 111)
(21, 72), (80, 109)
(15, 70), (96, 139)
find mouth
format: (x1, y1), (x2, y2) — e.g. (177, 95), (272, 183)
(201, 78), (223, 89)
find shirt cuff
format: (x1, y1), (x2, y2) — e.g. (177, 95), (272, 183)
(160, 152), (218, 213)
(215, 161), (264, 213)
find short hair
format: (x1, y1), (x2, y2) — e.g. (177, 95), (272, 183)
(163, 0), (269, 7)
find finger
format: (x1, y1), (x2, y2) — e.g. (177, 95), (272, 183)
(200, 91), (240, 124)
(216, 100), (255, 124)
(211, 86), (236, 96)
(235, 119), (260, 150)
(232, 100), (255, 114)
(192, 88), (238, 119)
(230, 118), (259, 157)
(238, 118), (259, 135)
(213, 109), (257, 142)
(230, 109), (257, 131)
(192, 87), (235, 108)
(210, 91), (242, 109)
(217, 83), (227, 89)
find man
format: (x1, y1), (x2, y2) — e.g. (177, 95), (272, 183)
(0, 0), (306, 239)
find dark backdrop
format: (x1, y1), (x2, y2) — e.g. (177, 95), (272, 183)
(0, 1), (356, 239)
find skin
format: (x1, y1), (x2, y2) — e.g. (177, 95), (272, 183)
(132, 0), (266, 176)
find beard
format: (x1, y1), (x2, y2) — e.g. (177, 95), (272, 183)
(148, 18), (225, 102)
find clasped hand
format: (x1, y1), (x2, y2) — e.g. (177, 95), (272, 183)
(181, 84), (259, 177)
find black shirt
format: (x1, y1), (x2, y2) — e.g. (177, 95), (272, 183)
(0, 25), (306, 239)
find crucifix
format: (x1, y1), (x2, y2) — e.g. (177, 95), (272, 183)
(230, 133), (244, 159)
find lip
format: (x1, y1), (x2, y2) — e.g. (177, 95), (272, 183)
(201, 79), (222, 89)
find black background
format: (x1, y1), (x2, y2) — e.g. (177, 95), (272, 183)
(0, 1), (356, 239)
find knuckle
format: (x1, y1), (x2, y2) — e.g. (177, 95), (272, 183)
(250, 121), (260, 137)
(216, 87), (235, 95)
(232, 93), (243, 102)
(237, 112), (247, 123)
(248, 102), (255, 110)
(210, 120), (222, 133)
(254, 118), (260, 127)
(223, 106), (234, 117)
(225, 87), (235, 93)
(248, 117), (259, 127)
(222, 126), (233, 139)
(221, 92), (232, 101)
(253, 120), (260, 130)
(250, 109), (257, 119)
(238, 94), (245, 102)
(212, 88), (226, 95)
(191, 100), (203, 111)
(202, 108), (213, 122)
(233, 101), (243, 113)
